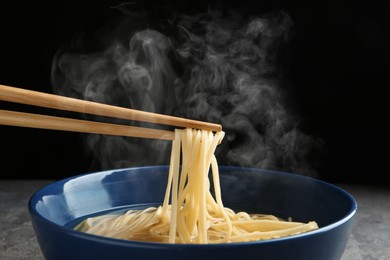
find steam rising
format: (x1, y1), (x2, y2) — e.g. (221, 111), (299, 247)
(51, 6), (322, 176)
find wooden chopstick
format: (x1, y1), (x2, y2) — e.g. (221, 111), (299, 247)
(0, 84), (222, 140)
(0, 84), (222, 132)
(0, 109), (174, 140)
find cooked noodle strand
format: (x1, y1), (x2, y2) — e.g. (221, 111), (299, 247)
(74, 128), (318, 244)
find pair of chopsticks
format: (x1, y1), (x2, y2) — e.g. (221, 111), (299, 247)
(0, 84), (222, 140)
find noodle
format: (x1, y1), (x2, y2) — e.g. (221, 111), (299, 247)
(74, 128), (318, 244)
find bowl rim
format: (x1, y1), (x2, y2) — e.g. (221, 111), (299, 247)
(28, 165), (358, 248)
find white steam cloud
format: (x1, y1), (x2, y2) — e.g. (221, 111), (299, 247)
(51, 6), (323, 176)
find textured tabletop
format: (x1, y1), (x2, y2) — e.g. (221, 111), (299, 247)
(1, 181), (389, 260)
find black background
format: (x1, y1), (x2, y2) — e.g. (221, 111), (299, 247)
(0, 0), (388, 185)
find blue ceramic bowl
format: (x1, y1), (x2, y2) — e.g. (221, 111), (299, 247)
(29, 166), (357, 260)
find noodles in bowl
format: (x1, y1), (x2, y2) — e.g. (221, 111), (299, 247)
(74, 128), (318, 244)
(28, 129), (357, 259)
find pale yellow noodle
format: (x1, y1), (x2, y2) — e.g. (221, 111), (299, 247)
(74, 128), (319, 244)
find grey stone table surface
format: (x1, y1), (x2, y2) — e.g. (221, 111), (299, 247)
(0, 180), (389, 260)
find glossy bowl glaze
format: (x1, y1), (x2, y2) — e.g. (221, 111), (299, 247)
(29, 166), (357, 260)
